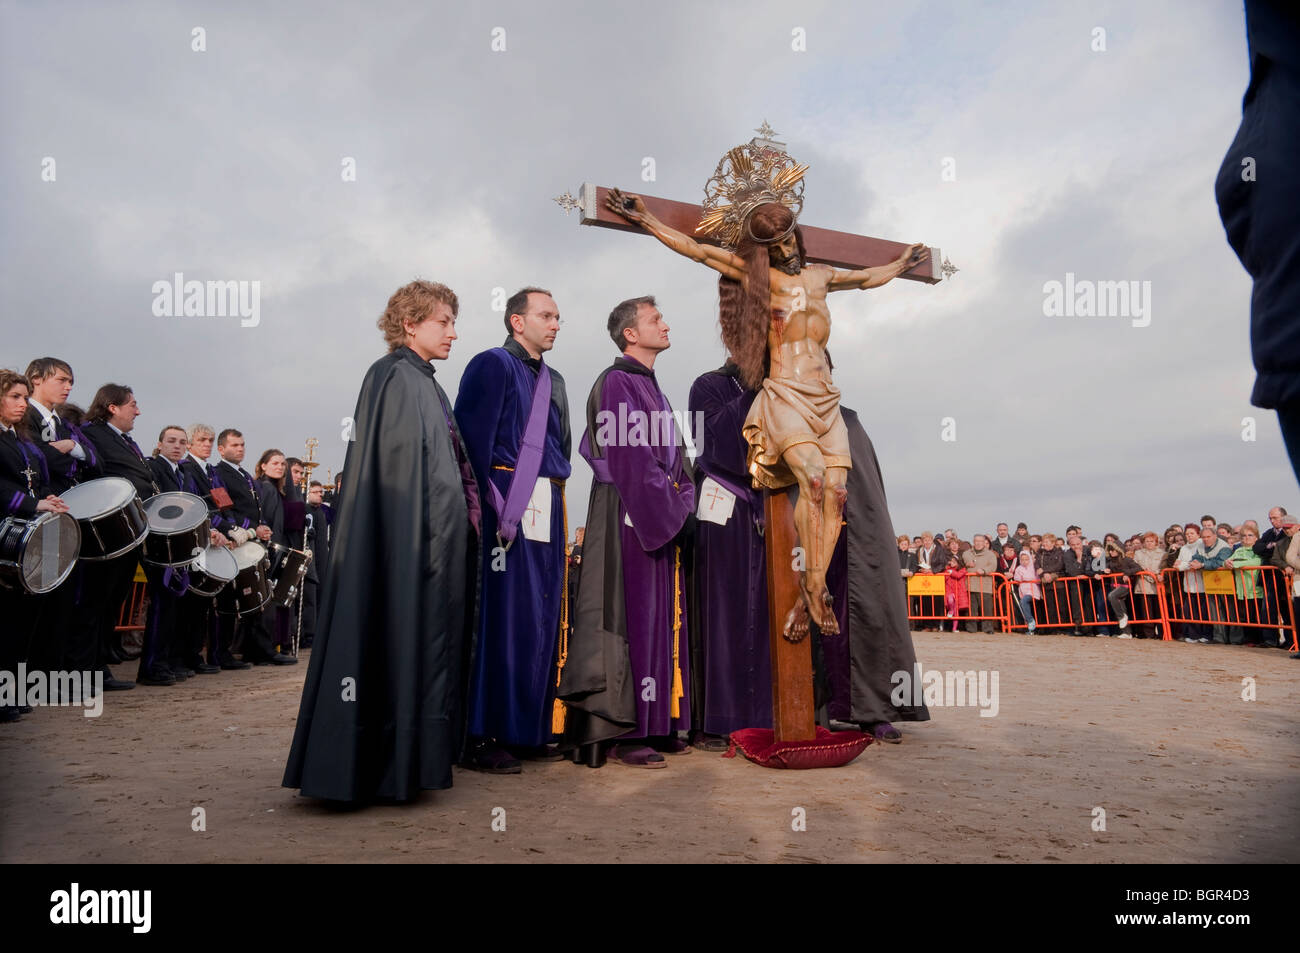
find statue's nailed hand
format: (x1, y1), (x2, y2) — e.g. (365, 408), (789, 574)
(900, 243), (929, 269)
(606, 187), (647, 223)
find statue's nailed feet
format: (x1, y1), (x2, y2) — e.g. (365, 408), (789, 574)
(783, 592), (811, 642)
(833, 484), (847, 518)
(812, 587), (839, 635)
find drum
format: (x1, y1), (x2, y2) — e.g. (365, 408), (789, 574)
(60, 477), (148, 561)
(267, 542), (313, 607)
(0, 512), (81, 594)
(187, 545), (239, 598)
(142, 491), (211, 567)
(215, 541), (271, 617)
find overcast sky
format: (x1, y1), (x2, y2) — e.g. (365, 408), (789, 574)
(2, 0), (1291, 540)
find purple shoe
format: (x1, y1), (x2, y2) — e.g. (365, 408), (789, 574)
(610, 744), (667, 768)
(866, 721), (902, 744)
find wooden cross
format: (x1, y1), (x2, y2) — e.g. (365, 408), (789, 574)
(563, 171), (945, 742)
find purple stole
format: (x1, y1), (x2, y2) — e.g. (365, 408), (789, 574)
(484, 356), (551, 549)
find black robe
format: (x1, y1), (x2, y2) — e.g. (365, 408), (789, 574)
(283, 346), (479, 803)
(825, 408), (931, 726)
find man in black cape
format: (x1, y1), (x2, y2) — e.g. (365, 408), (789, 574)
(283, 280), (480, 803)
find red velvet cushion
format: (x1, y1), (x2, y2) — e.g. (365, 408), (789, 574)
(724, 726), (872, 769)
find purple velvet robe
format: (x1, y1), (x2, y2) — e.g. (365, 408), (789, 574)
(558, 355), (694, 743)
(687, 368), (771, 733)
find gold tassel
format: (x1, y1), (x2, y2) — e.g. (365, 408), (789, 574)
(671, 544), (684, 719)
(552, 481), (569, 735)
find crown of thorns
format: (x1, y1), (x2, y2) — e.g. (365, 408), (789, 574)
(695, 135), (807, 250)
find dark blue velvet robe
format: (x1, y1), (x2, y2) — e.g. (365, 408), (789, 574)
(454, 340), (571, 747)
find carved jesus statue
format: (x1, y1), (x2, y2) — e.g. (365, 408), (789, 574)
(605, 185), (926, 638)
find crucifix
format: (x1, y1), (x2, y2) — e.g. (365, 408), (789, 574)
(558, 124), (949, 743)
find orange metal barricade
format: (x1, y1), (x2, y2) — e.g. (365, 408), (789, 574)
(999, 571), (1169, 636)
(905, 568), (1009, 631)
(114, 579), (148, 633)
(1158, 566), (1298, 649)
(978, 567), (1299, 649)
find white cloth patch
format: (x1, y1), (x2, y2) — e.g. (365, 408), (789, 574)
(624, 511), (633, 528)
(696, 476), (736, 526)
(520, 476), (551, 543)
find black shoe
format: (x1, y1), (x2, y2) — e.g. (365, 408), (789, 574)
(193, 663), (221, 674)
(17, 704), (33, 715)
(0, 706), (20, 723)
(172, 667), (196, 679)
(102, 676), (136, 691)
(137, 669), (176, 686)
(220, 660), (252, 670)
(269, 652), (298, 665)
(509, 744), (566, 762)
(462, 741), (522, 774)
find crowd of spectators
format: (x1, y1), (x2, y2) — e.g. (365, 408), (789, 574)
(895, 510), (1300, 657)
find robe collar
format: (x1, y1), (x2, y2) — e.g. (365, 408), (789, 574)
(613, 353), (657, 380)
(502, 336), (542, 371)
(397, 345), (437, 380)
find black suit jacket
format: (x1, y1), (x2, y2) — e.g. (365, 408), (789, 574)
(1, 430), (50, 519)
(256, 479), (287, 546)
(212, 459), (263, 529)
(179, 455), (234, 533)
(23, 405), (100, 493)
(149, 455), (200, 495)
(80, 422), (158, 500)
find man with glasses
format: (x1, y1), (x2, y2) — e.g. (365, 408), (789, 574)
(455, 287), (572, 774)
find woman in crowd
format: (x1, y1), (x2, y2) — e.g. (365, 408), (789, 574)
(1228, 526), (1265, 645)
(1160, 527), (1187, 640)
(0, 369), (69, 722)
(1102, 540), (1141, 637)
(996, 542), (1019, 576)
(943, 537), (968, 631)
(254, 448), (293, 658)
(898, 534), (918, 621)
(1132, 531), (1166, 638)
(913, 530), (947, 630)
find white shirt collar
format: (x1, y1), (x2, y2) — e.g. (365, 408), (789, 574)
(107, 422), (126, 438)
(188, 452), (208, 467)
(28, 398), (55, 422)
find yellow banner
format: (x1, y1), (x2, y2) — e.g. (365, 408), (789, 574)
(1203, 570), (1235, 595)
(908, 574), (946, 596)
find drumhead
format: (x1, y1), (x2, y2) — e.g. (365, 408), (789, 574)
(19, 512), (81, 593)
(61, 477), (138, 519)
(231, 541), (267, 571)
(144, 491), (208, 533)
(193, 545), (238, 582)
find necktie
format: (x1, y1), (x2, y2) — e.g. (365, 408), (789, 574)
(123, 432), (144, 460)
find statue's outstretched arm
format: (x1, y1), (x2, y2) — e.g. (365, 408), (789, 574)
(606, 187), (746, 281)
(828, 243), (929, 291)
